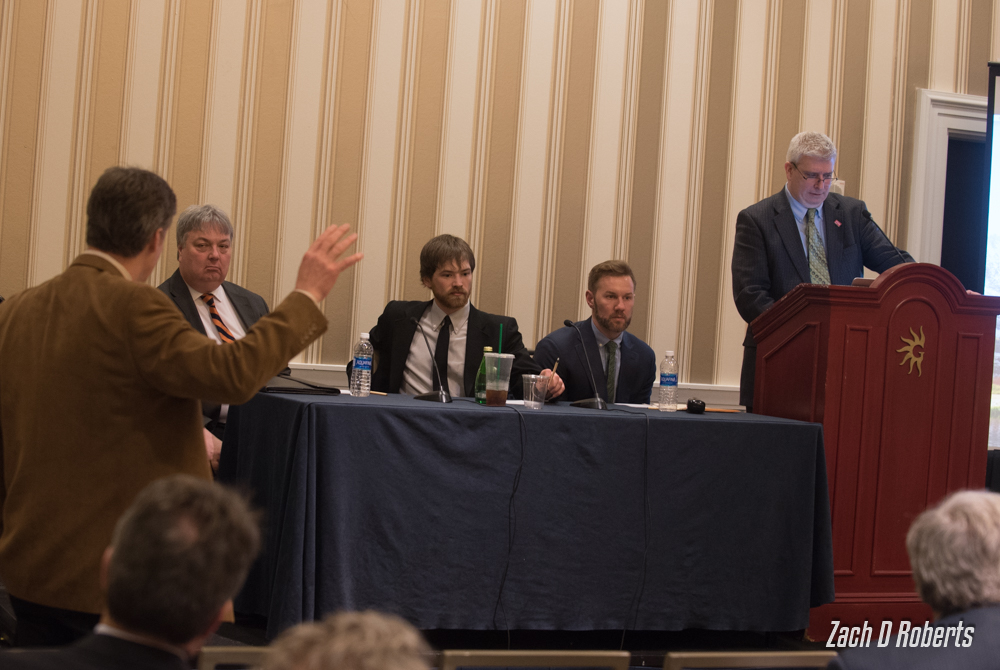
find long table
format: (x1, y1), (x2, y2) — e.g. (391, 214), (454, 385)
(219, 393), (834, 639)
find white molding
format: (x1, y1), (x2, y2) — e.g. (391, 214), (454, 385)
(906, 89), (986, 264)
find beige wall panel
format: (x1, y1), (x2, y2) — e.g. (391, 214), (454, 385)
(120, 0), (165, 170)
(580, 0), (631, 320)
(799, 0), (833, 133)
(318, 0), (376, 363)
(437, 0), (483, 239)
(625, 0), (668, 343)
(967, 0), (992, 95)
(767, 0), (805, 194)
(859, 0), (898, 221)
(162, 0), (214, 276)
(475, 0), (525, 317)
(0, 0), (45, 296)
(654, 0), (705, 370)
(66, 0), (130, 264)
(689, 0), (736, 384)
(508, 0), (558, 344)
(238, 0), (295, 306)
(202, 1), (247, 211)
(929, 0), (959, 92)
(359, 0), (406, 318)
(31, 0), (84, 286)
(836, 0), (870, 199)
(891, 0), (931, 245)
(278, 0), (332, 362)
(399, 0), (451, 301)
(548, 0), (598, 331)
(716, 2), (769, 387)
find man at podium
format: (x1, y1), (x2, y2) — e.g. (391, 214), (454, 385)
(731, 131), (912, 412)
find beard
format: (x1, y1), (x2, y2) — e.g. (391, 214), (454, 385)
(434, 288), (469, 310)
(594, 310), (630, 336)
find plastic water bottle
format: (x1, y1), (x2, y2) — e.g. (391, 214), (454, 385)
(474, 346), (493, 404)
(659, 350), (677, 412)
(350, 333), (374, 397)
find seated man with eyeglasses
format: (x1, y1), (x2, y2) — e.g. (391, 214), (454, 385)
(731, 131), (912, 412)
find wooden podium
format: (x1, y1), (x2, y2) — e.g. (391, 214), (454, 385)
(750, 263), (1000, 636)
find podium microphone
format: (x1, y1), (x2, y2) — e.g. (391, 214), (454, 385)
(410, 316), (452, 403)
(862, 208), (909, 268)
(563, 319), (607, 410)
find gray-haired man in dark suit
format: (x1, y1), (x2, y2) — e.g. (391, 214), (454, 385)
(731, 131), (912, 411)
(158, 205), (270, 468)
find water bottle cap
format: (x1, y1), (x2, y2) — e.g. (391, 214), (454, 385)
(665, 350), (674, 356)
(360, 333), (370, 340)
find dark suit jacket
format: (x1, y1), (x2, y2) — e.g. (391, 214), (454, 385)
(827, 605), (1000, 669)
(369, 300), (540, 398)
(731, 190), (913, 407)
(158, 269), (272, 420)
(533, 319), (656, 404)
(0, 255), (326, 614)
(157, 269), (269, 336)
(1, 633), (187, 670)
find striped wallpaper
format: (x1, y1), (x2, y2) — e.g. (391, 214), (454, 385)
(0, 0), (996, 390)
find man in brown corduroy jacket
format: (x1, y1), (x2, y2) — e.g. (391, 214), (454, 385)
(0, 166), (361, 646)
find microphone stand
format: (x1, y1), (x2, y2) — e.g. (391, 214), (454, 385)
(409, 316), (452, 403)
(563, 319), (607, 410)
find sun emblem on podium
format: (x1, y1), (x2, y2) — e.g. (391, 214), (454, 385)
(897, 326), (925, 376)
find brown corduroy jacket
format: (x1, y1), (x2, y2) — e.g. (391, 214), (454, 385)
(0, 254), (326, 613)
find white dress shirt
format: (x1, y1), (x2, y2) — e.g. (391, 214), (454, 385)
(400, 301), (471, 397)
(187, 283), (247, 421)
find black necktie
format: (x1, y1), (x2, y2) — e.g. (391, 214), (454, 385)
(433, 315), (451, 392)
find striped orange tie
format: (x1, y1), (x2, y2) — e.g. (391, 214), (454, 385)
(199, 293), (235, 343)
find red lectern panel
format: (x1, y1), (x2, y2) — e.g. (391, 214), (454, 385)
(750, 264), (1000, 637)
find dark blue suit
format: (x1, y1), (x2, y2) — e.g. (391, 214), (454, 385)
(1, 633), (187, 670)
(827, 605), (1000, 669)
(533, 320), (656, 404)
(732, 190), (912, 408)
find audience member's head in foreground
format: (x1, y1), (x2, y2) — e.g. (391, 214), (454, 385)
(828, 489), (1000, 670)
(103, 475), (259, 656)
(265, 611), (431, 670)
(907, 489), (1000, 618)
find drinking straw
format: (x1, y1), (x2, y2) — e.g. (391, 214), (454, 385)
(498, 324), (503, 354)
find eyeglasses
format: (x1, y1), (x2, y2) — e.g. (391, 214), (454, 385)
(791, 163), (836, 185)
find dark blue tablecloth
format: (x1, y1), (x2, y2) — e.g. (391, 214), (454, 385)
(220, 394), (834, 639)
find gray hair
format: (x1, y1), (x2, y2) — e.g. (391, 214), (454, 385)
(907, 489), (1000, 615)
(786, 131), (837, 165)
(105, 475), (260, 645)
(86, 166), (176, 257)
(265, 611), (431, 670)
(176, 204), (234, 248)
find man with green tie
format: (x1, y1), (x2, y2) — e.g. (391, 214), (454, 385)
(731, 131), (913, 412)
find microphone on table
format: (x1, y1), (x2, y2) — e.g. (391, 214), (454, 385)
(409, 316), (452, 403)
(861, 208), (909, 268)
(563, 319), (607, 410)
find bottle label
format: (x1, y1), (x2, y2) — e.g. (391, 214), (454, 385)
(353, 355), (372, 371)
(660, 373), (677, 387)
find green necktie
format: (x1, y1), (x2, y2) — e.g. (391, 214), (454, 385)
(805, 208), (830, 284)
(606, 341), (617, 404)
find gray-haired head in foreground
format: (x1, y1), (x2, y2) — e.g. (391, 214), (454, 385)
(265, 611), (431, 670)
(176, 204), (234, 249)
(907, 489), (1000, 616)
(86, 166), (177, 257)
(105, 475), (260, 645)
(786, 131), (837, 166)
